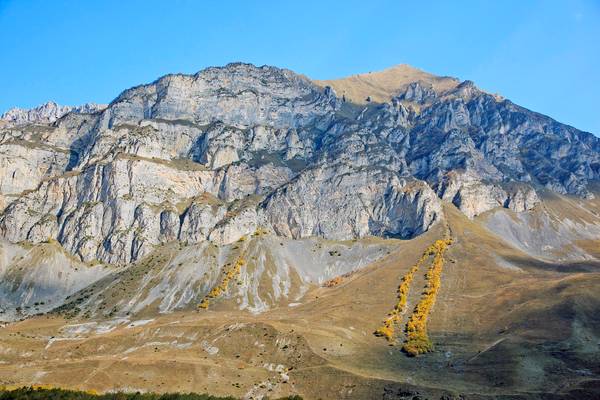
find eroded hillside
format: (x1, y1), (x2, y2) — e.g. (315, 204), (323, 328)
(0, 63), (599, 399)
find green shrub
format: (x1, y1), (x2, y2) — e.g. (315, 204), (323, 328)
(0, 386), (303, 400)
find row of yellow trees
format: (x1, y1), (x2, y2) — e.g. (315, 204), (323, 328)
(401, 237), (451, 356)
(198, 256), (245, 310)
(374, 242), (436, 342)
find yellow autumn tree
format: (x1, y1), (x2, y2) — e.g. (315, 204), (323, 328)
(402, 238), (450, 356)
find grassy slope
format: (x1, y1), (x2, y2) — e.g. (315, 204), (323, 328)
(0, 200), (599, 399)
(313, 64), (459, 104)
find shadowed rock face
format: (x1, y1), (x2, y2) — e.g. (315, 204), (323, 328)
(0, 62), (598, 265)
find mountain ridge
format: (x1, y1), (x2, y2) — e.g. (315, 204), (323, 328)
(3, 62), (596, 135)
(0, 62), (598, 267)
(0, 101), (107, 127)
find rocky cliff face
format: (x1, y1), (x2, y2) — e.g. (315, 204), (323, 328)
(1, 101), (107, 127)
(0, 63), (598, 269)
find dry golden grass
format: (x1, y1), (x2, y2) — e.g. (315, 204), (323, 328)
(314, 64), (459, 104)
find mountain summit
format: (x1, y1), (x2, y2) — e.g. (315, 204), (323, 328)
(315, 64), (461, 103)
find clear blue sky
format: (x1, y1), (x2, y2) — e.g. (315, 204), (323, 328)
(1, 0), (599, 134)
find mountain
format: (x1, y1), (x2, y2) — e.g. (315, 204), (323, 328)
(314, 64), (462, 104)
(0, 63), (599, 399)
(0, 101), (107, 127)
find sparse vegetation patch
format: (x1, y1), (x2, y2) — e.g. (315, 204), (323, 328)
(374, 244), (432, 342)
(198, 256), (245, 310)
(402, 237), (452, 356)
(374, 234), (452, 355)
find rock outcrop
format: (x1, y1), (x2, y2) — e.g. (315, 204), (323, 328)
(436, 171), (541, 218)
(1, 101), (107, 127)
(263, 164), (441, 239)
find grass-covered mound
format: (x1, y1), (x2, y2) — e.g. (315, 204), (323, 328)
(0, 387), (303, 400)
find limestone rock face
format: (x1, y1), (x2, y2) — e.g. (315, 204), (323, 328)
(1, 101), (106, 126)
(0, 62), (598, 266)
(396, 82), (437, 103)
(505, 185), (540, 213)
(101, 63), (338, 129)
(436, 171), (541, 218)
(263, 164), (441, 239)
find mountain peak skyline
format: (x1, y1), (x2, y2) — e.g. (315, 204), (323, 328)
(1, 0), (598, 134)
(2, 61), (597, 137)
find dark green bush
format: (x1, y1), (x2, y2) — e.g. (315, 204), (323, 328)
(0, 387), (302, 400)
